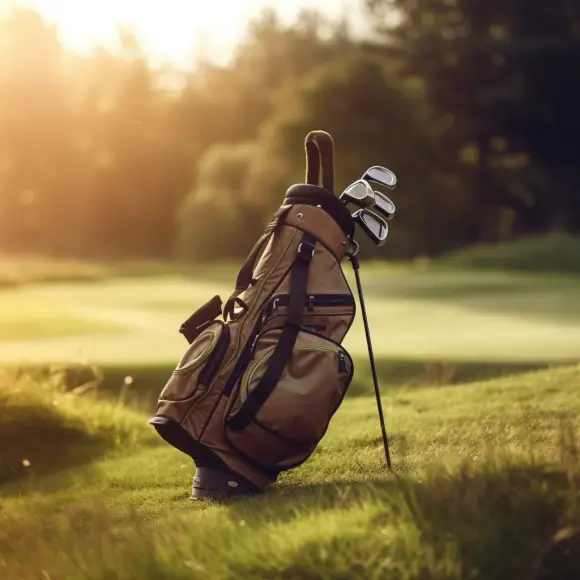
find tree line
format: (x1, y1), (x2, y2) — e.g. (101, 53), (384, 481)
(0, 2), (578, 261)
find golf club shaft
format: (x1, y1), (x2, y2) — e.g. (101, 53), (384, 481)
(350, 253), (392, 469)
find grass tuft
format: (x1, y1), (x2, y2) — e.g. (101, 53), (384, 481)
(0, 369), (156, 484)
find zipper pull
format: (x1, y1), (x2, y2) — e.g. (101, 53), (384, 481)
(337, 351), (348, 374)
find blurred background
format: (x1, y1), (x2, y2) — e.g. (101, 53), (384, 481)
(1, 0), (579, 264)
(1, 0), (580, 386)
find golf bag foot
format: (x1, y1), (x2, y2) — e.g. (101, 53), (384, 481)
(190, 467), (263, 502)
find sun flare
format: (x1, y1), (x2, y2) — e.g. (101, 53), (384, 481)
(5, 0), (357, 65)
(5, 0), (272, 65)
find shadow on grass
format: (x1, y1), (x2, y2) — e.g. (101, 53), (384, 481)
(0, 401), (112, 485)
(226, 465), (580, 580)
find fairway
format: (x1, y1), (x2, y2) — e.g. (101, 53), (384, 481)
(1, 267), (580, 366)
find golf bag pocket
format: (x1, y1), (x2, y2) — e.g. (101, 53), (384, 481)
(158, 321), (230, 405)
(225, 329), (353, 471)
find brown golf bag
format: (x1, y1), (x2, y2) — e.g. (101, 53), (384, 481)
(150, 131), (389, 500)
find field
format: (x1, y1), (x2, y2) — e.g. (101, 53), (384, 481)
(1, 259), (580, 579)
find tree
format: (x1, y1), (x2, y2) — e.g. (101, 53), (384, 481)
(366, 0), (580, 238)
(176, 142), (265, 261)
(243, 52), (472, 258)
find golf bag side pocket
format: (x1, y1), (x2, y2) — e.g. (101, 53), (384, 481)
(157, 321), (230, 414)
(224, 328), (353, 471)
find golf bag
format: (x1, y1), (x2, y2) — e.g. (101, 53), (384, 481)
(150, 131), (384, 499)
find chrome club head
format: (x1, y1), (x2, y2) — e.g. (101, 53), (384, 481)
(372, 190), (396, 221)
(339, 179), (375, 209)
(362, 166), (397, 191)
(352, 208), (389, 246)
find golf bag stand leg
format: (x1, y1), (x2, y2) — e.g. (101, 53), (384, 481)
(348, 249), (392, 469)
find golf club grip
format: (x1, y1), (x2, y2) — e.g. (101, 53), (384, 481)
(305, 131), (335, 193)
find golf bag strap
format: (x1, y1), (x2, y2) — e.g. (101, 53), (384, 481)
(179, 295), (223, 344)
(227, 231), (317, 430)
(305, 130), (335, 193)
(223, 207), (289, 322)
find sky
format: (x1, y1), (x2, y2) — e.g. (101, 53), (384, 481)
(7, 0), (368, 67)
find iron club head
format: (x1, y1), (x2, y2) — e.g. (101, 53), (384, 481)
(372, 190), (396, 221)
(339, 179), (375, 209)
(352, 208), (389, 246)
(362, 166), (397, 191)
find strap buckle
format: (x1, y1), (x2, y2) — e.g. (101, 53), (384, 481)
(297, 241), (316, 261)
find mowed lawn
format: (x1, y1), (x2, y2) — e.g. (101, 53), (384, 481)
(1, 265), (580, 579)
(1, 266), (580, 366)
(1, 364), (579, 579)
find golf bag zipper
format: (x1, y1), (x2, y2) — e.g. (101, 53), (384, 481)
(241, 342), (348, 399)
(222, 245), (353, 398)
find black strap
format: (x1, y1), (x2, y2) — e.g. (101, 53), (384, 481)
(228, 232), (317, 430)
(223, 207), (290, 322)
(179, 295), (223, 343)
(305, 131), (335, 193)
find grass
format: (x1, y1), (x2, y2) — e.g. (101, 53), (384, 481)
(1, 365), (579, 579)
(2, 267), (580, 365)
(440, 233), (580, 274)
(0, 369), (155, 484)
(1, 249), (580, 577)
(0, 298), (124, 341)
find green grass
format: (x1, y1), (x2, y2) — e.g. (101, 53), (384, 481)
(1, 365), (579, 579)
(0, 369), (155, 484)
(1, 267), (580, 366)
(0, 297), (125, 341)
(439, 233), (580, 274)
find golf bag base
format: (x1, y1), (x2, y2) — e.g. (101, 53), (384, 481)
(190, 467), (262, 501)
(152, 416), (264, 500)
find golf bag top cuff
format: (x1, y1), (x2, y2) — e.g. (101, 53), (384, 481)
(284, 184), (355, 240)
(282, 203), (352, 261)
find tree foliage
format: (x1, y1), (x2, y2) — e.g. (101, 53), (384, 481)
(0, 1), (578, 262)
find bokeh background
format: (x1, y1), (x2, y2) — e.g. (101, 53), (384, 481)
(1, 0), (579, 265)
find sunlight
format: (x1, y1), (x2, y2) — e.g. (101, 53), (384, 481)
(6, 0), (359, 65)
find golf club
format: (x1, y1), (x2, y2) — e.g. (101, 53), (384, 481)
(372, 190), (396, 221)
(352, 208), (389, 246)
(362, 166), (397, 191)
(339, 179), (375, 209)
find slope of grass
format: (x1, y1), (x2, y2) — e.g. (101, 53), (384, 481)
(1, 365), (579, 579)
(439, 233), (580, 274)
(0, 369), (156, 484)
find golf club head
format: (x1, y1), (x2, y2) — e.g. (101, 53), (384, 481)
(339, 179), (375, 209)
(352, 208), (389, 247)
(362, 166), (397, 190)
(372, 191), (396, 221)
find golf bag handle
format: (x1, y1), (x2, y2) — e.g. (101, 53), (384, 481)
(305, 130), (335, 193)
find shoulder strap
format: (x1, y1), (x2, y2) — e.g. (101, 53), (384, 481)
(227, 231), (317, 429)
(223, 206), (290, 322)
